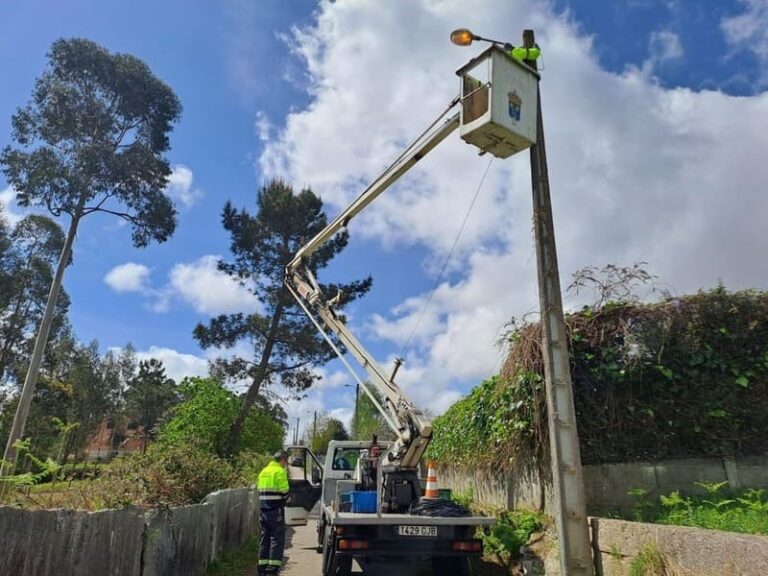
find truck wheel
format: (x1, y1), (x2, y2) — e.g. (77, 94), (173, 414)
(317, 519), (325, 553)
(321, 532), (332, 576)
(432, 557), (471, 576)
(337, 555), (353, 576)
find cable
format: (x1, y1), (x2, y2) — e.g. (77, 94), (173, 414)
(399, 156), (494, 359)
(378, 95), (461, 178)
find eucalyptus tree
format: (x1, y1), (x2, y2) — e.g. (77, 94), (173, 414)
(0, 38), (182, 475)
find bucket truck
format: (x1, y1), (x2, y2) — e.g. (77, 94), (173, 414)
(282, 45), (539, 576)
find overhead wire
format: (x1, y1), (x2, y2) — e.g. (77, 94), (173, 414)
(377, 94), (461, 178)
(399, 155), (494, 359)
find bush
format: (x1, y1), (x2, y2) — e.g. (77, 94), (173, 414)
(92, 442), (242, 508)
(480, 510), (544, 568)
(429, 287), (768, 474)
(234, 451), (273, 486)
(157, 377), (284, 457)
(628, 482), (768, 535)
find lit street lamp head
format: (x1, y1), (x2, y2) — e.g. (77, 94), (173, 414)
(450, 28), (475, 46)
(450, 28), (514, 52)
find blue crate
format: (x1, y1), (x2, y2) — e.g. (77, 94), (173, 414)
(350, 491), (377, 513)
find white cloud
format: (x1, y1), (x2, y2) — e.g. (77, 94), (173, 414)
(103, 262), (152, 293)
(0, 188), (22, 226)
(168, 254), (262, 315)
(104, 256), (261, 316)
(255, 111), (272, 142)
(722, 0), (768, 82)
(643, 29), (683, 74)
(135, 346), (210, 383)
(165, 165), (203, 208)
(257, 0), (768, 418)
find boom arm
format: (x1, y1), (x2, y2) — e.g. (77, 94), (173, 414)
(286, 113), (459, 274)
(285, 112), (460, 469)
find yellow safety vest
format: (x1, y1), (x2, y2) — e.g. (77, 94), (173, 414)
(258, 460), (289, 504)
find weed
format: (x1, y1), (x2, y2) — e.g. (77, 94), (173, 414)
(479, 509), (544, 568)
(607, 544), (625, 561)
(629, 542), (666, 576)
(451, 487), (474, 509)
(626, 483), (768, 535)
(206, 534), (260, 575)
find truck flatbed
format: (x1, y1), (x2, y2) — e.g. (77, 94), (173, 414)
(323, 504), (495, 526)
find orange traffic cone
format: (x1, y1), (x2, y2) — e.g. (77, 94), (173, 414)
(423, 462), (439, 499)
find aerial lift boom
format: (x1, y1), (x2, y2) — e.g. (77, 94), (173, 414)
(286, 43), (540, 512)
(285, 112), (460, 471)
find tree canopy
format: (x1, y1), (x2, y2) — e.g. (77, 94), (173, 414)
(0, 214), (70, 384)
(351, 387), (394, 442)
(307, 413), (349, 455)
(157, 377), (284, 457)
(1, 38), (181, 246)
(194, 179), (372, 454)
(0, 37), (182, 474)
(124, 359), (177, 449)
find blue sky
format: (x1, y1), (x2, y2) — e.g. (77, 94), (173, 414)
(2, 0), (768, 433)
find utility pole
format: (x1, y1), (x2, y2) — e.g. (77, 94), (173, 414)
(354, 383), (360, 437)
(313, 410), (318, 452)
(523, 29), (593, 576)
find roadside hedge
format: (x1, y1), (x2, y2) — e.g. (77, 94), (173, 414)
(428, 287), (768, 473)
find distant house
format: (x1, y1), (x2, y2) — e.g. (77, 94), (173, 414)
(84, 420), (146, 460)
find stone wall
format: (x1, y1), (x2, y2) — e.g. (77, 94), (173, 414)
(0, 488), (259, 576)
(437, 455), (768, 514)
(591, 518), (768, 576)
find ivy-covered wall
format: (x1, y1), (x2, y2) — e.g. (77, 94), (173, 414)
(428, 288), (768, 473)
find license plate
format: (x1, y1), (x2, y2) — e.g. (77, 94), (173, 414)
(397, 525), (438, 537)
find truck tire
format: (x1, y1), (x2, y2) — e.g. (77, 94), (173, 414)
(337, 555), (353, 576)
(432, 557), (471, 576)
(322, 532), (353, 576)
(317, 518), (326, 553)
(321, 532), (332, 576)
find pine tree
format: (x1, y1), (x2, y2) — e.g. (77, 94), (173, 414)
(194, 180), (371, 454)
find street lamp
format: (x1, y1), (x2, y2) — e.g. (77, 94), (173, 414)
(450, 28), (513, 51)
(342, 383), (360, 437)
(450, 28), (540, 64)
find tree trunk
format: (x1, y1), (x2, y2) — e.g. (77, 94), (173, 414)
(0, 197), (85, 489)
(224, 298), (286, 456)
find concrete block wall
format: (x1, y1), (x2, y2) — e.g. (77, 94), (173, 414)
(591, 518), (768, 576)
(438, 456), (768, 514)
(0, 507), (144, 576)
(204, 488), (255, 559)
(0, 488), (259, 576)
(142, 504), (214, 576)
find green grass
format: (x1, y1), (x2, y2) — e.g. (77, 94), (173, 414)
(628, 542), (666, 576)
(206, 535), (261, 576)
(628, 483), (768, 535)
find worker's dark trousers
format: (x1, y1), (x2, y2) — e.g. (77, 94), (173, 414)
(259, 505), (285, 574)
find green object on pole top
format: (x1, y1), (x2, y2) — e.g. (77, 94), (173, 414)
(510, 45), (541, 62)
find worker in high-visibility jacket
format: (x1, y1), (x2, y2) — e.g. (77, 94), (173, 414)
(257, 451), (290, 575)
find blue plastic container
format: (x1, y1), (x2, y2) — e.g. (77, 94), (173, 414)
(350, 491), (377, 513)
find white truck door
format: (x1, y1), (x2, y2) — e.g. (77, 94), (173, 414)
(285, 445), (323, 526)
